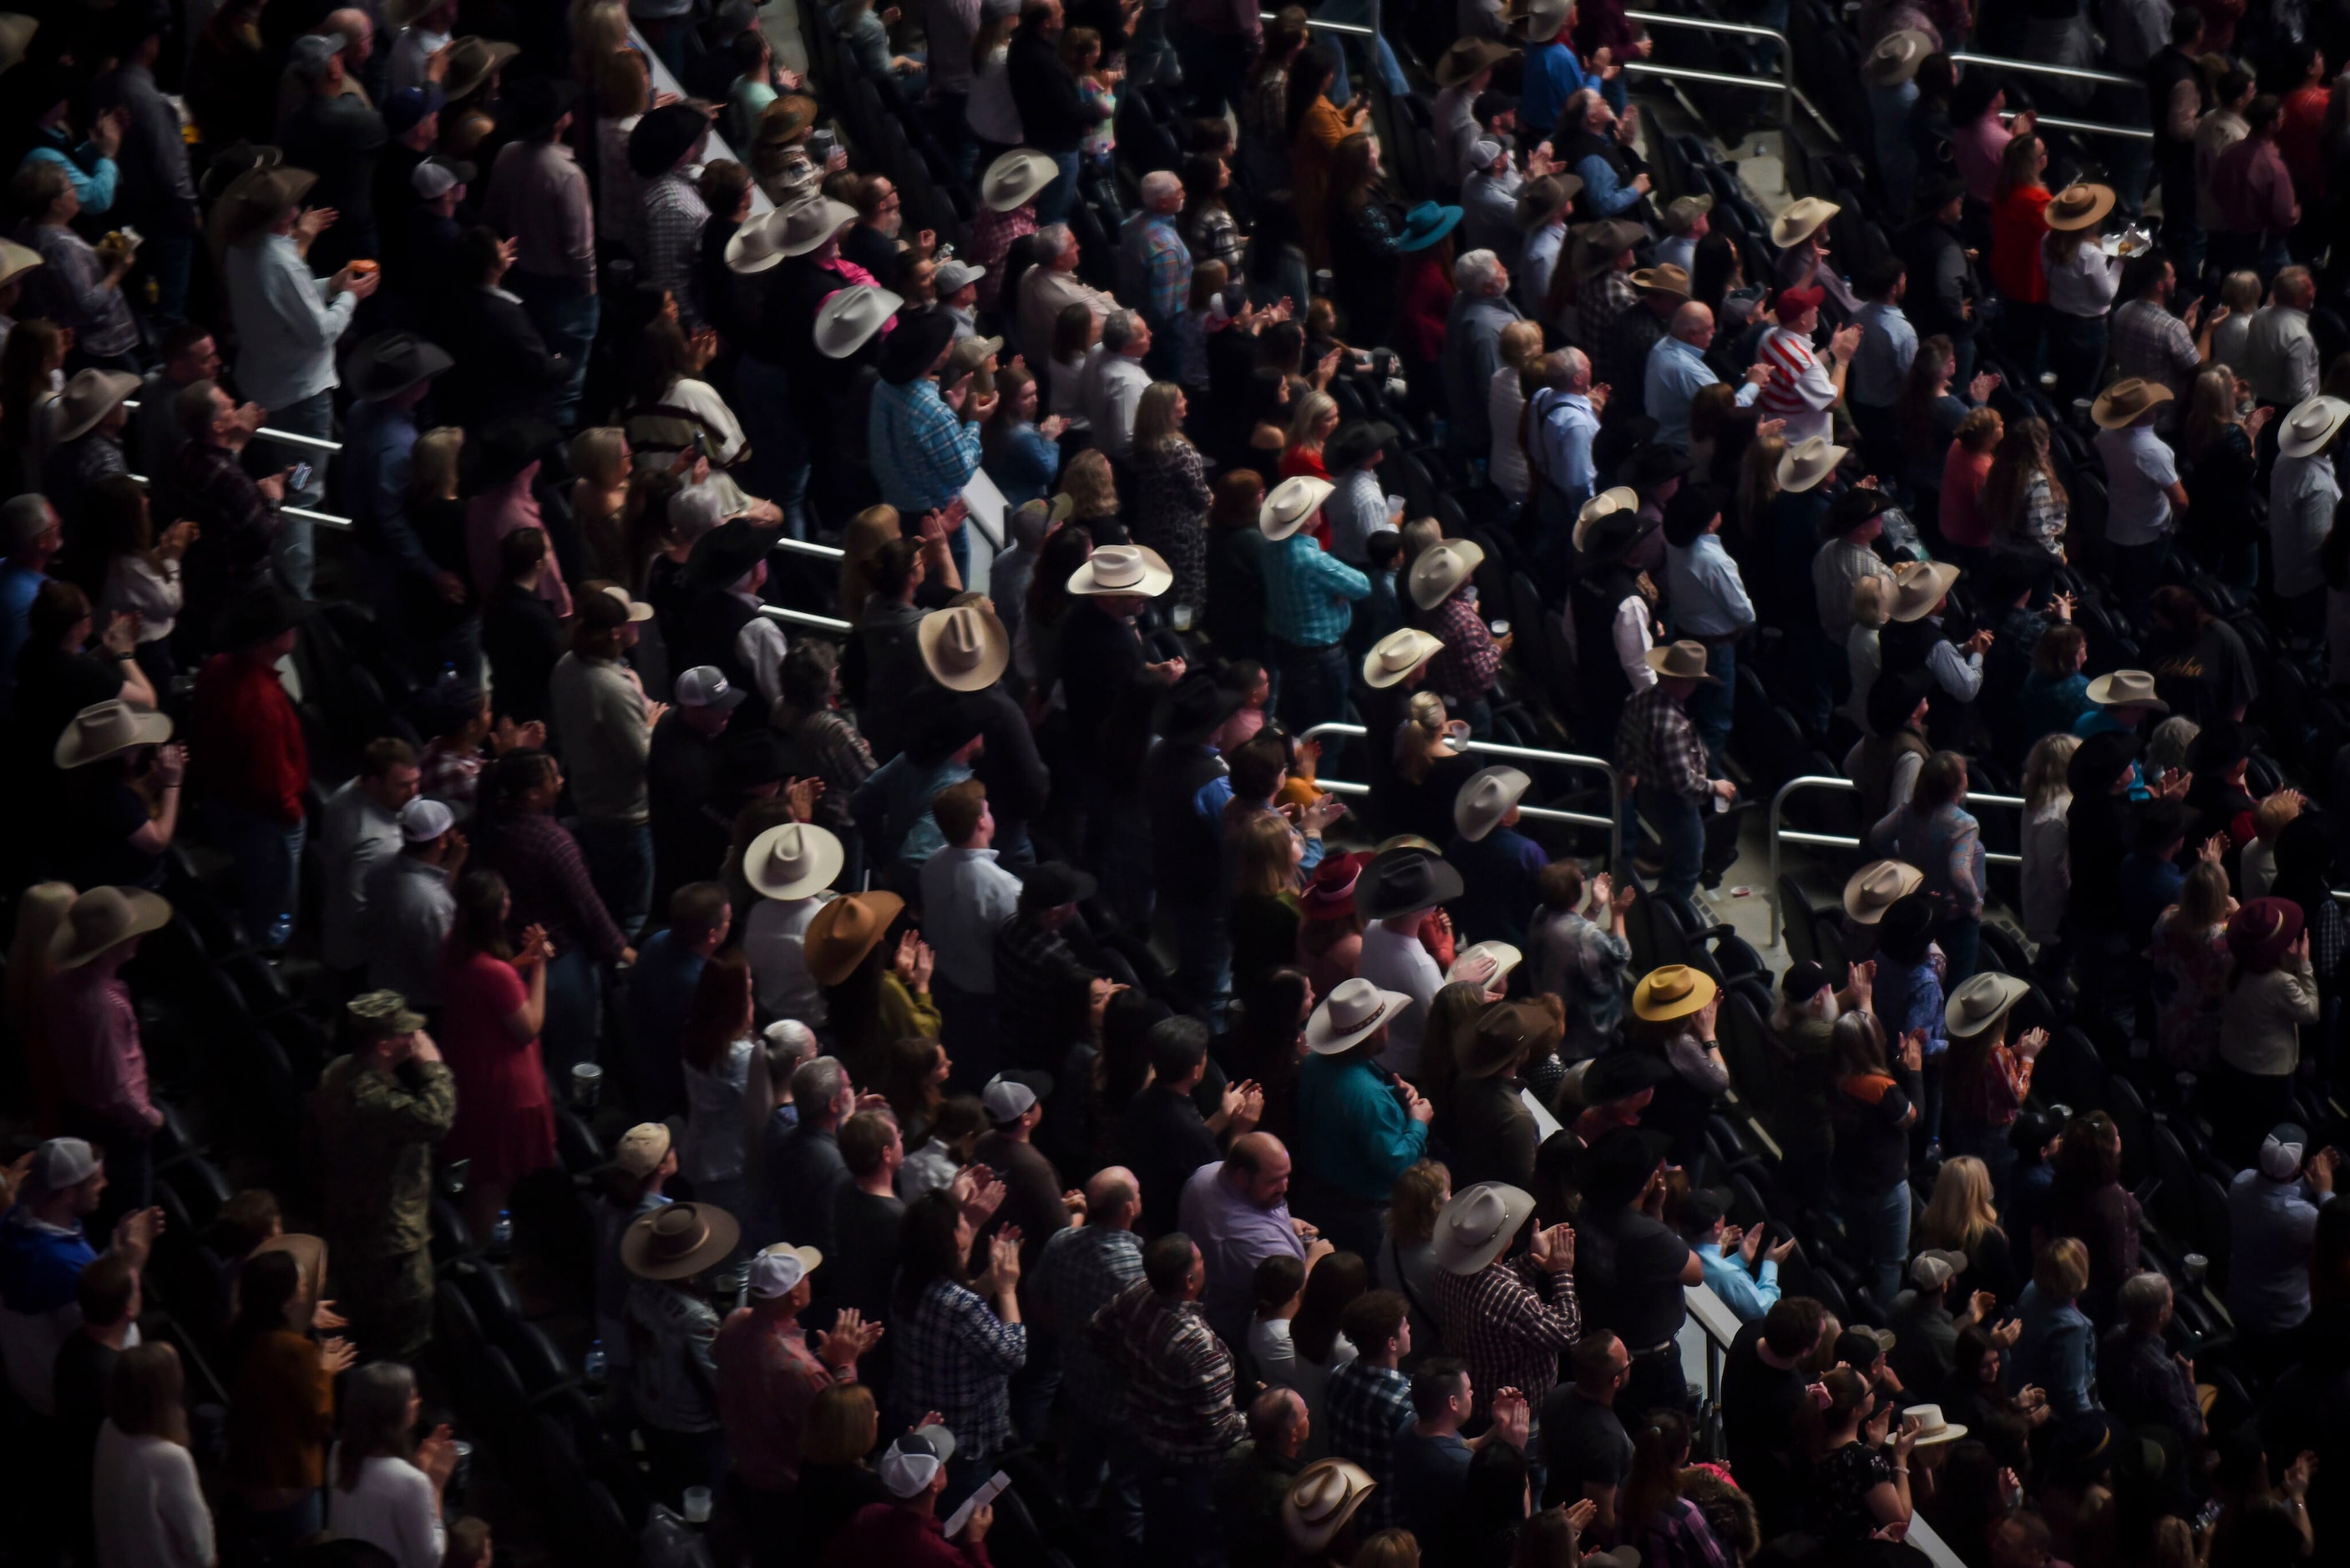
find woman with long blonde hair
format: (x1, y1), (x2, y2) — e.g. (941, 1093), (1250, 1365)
(1059, 448), (1122, 539)
(2180, 365), (2271, 590)
(1232, 812), (1306, 992)
(838, 504), (904, 625)
(1919, 1154), (2020, 1301)
(1130, 382), (1213, 610)
(1737, 432), (1785, 541)
(567, 427), (638, 588)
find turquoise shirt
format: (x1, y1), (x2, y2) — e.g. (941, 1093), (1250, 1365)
(1298, 1053), (1428, 1202)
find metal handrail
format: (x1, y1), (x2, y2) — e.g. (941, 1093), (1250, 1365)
(760, 604), (853, 634)
(1299, 721), (1625, 870)
(119, 398), (344, 454)
(1949, 50), (2140, 89)
(776, 537), (845, 561)
(2027, 112), (2154, 142)
(1627, 8), (1795, 124)
(1767, 774), (2026, 944)
(1259, 10), (1377, 35)
(123, 471), (353, 530)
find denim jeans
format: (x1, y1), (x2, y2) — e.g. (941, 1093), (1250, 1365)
(1036, 151), (1083, 225)
(144, 227), (194, 325)
(733, 353), (811, 536)
(206, 802), (305, 946)
(257, 388), (334, 598)
(1273, 636), (1352, 738)
(1640, 785), (1704, 903)
(2113, 537), (2172, 611)
(1162, 899), (1232, 1024)
(1934, 913), (1980, 987)
(1061, 1411), (1145, 1546)
(509, 273), (600, 428)
(1172, 22), (1250, 115)
(1142, 1459), (1226, 1568)
(1681, 638), (1735, 771)
(576, 818), (653, 943)
(1315, 0), (1411, 100)
(1847, 1177), (1912, 1305)
(542, 946), (604, 1087)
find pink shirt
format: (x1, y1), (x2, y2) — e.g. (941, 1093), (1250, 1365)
(1939, 444), (1996, 547)
(1952, 114), (2014, 205)
(712, 1308), (849, 1491)
(46, 965), (161, 1132)
(463, 461), (574, 619)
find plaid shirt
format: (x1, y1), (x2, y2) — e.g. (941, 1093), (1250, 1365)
(994, 913), (1099, 1069)
(1579, 266), (1639, 349)
(1616, 684), (1708, 799)
(896, 1278), (1026, 1455)
(1431, 1256), (1581, 1414)
(1529, 907), (1633, 1048)
(483, 809), (628, 961)
(1262, 533), (1370, 648)
(971, 203), (1037, 311)
(175, 440), (279, 586)
(776, 708), (876, 836)
(871, 377), (986, 514)
(2014, 472), (2067, 557)
(1324, 1360), (1415, 1529)
(636, 171), (712, 326)
(1423, 592), (1502, 703)
(1120, 211), (1193, 321)
(1087, 1280), (1248, 1464)
(2109, 298), (2201, 402)
(418, 739), (484, 812)
(1034, 1223), (1144, 1424)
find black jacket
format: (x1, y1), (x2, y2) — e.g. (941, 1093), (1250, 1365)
(282, 92), (387, 269)
(482, 582), (564, 723)
(1897, 215), (1980, 342)
(441, 287), (570, 427)
(1008, 24), (1091, 153)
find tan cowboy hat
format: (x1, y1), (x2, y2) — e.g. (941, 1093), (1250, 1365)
(1643, 640), (1717, 682)
(1633, 964), (1719, 1022)
(1259, 475), (1335, 541)
(744, 822), (845, 902)
(55, 698), (173, 769)
(1662, 193), (1714, 235)
(1436, 35), (1517, 88)
(1578, 219), (1646, 274)
(620, 1202), (742, 1281)
(50, 368), (141, 444)
(1432, 1181), (1537, 1274)
(1903, 1404), (1970, 1446)
(1408, 540), (1486, 609)
(724, 208), (792, 273)
(2044, 182), (2117, 232)
(231, 164), (319, 218)
(1454, 766), (1532, 842)
(980, 149), (1060, 212)
(773, 195), (859, 257)
(1283, 1459), (1380, 1554)
(0, 13), (36, 76)
(814, 286), (903, 359)
(1887, 559), (1961, 623)
(1862, 29), (1934, 85)
(1573, 487), (1645, 553)
(0, 235), (41, 291)
(1450, 941), (1523, 990)
(438, 37), (519, 100)
(1364, 628), (1446, 689)
(52, 887), (173, 969)
(1521, 0), (1574, 43)
(1304, 977), (1414, 1055)
(1945, 972), (2031, 1038)
(2091, 377), (2173, 429)
(1066, 543), (1173, 597)
(1630, 264), (1692, 299)
(1770, 196), (1841, 249)
(803, 889), (905, 986)
(1843, 858), (1925, 923)
(1776, 435), (1846, 493)
(2278, 393), (2350, 458)
(919, 603), (1010, 691)
(2085, 669), (2168, 710)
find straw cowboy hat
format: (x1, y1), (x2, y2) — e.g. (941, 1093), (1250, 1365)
(1770, 196), (1840, 248)
(1945, 971), (2031, 1038)
(1521, 0), (1574, 43)
(1862, 29), (1934, 85)
(1363, 628), (1446, 689)
(980, 149), (1060, 211)
(2085, 669), (2167, 710)
(814, 285), (902, 359)
(620, 1202), (742, 1281)
(1643, 640), (1718, 682)
(1282, 1460), (1380, 1554)
(1844, 858), (1925, 923)
(2044, 182), (2117, 231)
(1066, 544), (1174, 597)
(1355, 846), (1466, 922)
(1903, 1405), (1970, 1446)
(1573, 487), (1647, 554)
(1435, 35), (1517, 88)
(1455, 766), (1532, 842)
(1776, 435), (1846, 493)
(1433, 1181), (1537, 1273)
(54, 698), (173, 770)
(1408, 540), (1486, 609)
(2277, 394), (2350, 459)
(1451, 940), (1522, 989)
(1259, 475), (1335, 541)
(1304, 977), (1415, 1055)
(2091, 377), (2173, 429)
(0, 236), (42, 291)
(1887, 559), (1961, 623)
(725, 208), (793, 273)
(50, 369), (140, 443)
(1630, 263), (1692, 299)
(757, 94), (821, 145)
(918, 603), (1010, 691)
(1633, 964), (1718, 1022)
(803, 890), (904, 986)
(744, 822), (845, 902)
(52, 887), (173, 969)
(774, 195), (859, 257)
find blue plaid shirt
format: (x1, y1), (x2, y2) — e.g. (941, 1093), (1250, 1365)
(1032, 1222), (1144, 1424)
(1261, 534), (1371, 649)
(894, 1278), (1027, 1455)
(870, 377), (985, 515)
(1120, 210), (1193, 321)
(1324, 1359), (1415, 1529)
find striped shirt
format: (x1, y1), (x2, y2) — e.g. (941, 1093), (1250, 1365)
(1757, 326), (1837, 445)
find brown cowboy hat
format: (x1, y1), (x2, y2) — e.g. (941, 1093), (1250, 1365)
(51, 887), (173, 969)
(620, 1202), (742, 1281)
(1643, 640), (1718, 683)
(803, 890), (905, 986)
(1630, 263), (1692, 298)
(1435, 36), (1517, 88)
(2044, 183), (2116, 232)
(2090, 377), (2173, 429)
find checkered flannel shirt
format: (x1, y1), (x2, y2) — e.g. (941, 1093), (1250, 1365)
(1616, 683), (1709, 800)
(1324, 1359), (1414, 1529)
(894, 1278), (1026, 1455)
(1432, 1255), (1582, 1413)
(1033, 1223), (1143, 1424)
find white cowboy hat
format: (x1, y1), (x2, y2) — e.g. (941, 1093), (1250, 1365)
(2084, 668), (2167, 710)
(1449, 940), (1522, 990)
(1776, 435), (1846, 493)
(1944, 971), (2031, 1038)
(1572, 486), (1643, 554)
(980, 148), (1060, 212)
(744, 821), (845, 901)
(1259, 475), (1335, 541)
(918, 603), (1010, 691)
(1521, 0), (1573, 43)
(1862, 29), (1934, 85)
(1066, 543), (1174, 597)
(1843, 858), (1925, 923)
(1304, 976), (1413, 1055)
(1433, 1181), (1537, 1273)
(1408, 540), (1486, 609)
(772, 195), (859, 257)
(1887, 559), (1961, 623)
(1453, 765), (1532, 842)
(1282, 1460), (1380, 1554)
(814, 285), (903, 359)
(2277, 394), (2350, 459)
(50, 368), (140, 443)
(1902, 1404), (1970, 1446)
(1770, 195), (1841, 249)
(0, 235), (42, 291)
(1363, 628), (1446, 689)
(51, 886), (173, 969)
(723, 208), (791, 273)
(53, 697), (173, 770)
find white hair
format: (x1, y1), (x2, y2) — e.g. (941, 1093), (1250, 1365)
(1140, 169), (1182, 206)
(1036, 222), (1075, 255)
(1102, 308), (1142, 352)
(1454, 249), (1503, 293)
(668, 483), (727, 544)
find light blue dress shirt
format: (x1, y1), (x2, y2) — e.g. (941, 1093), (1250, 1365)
(223, 232), (358, 411)
(1847, 301), (1919, 409)
(1646, 334), (1760, 449)
(1695, 1242), (1783, 1322)
(1665, 532), (1756, 638)
(1527, 387), (1598, 508)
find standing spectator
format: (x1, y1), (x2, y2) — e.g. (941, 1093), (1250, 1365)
(282, 32), (391, 273)
(190, 591), (307, 945)
(96, 13), (199, 326)
(1035, 1166), (1147, 1531)
(1680, 1188), (1791, 1323)
(1391, 1359), (1532, 1552)
(1430, 1181), (1581, 1414)
(1442, 250), (1523, 462)
(1296, 979), (1432, 1255)
(1083, 309), (1157, 459)
(46, 887), (171, 1215)
(484, 77), (598, 424)
(2097, 1271), (2203, 1451)
(1182, 1133), (1324, 1350)
(1720, 1297), (1828, 1538)
(12, 163), (138, 372)
(1324, 1289), (1416, 1530)
(2109, 254), (2220, 412)
(1448, 768), (1547, 950)
(1007, 0), (1099, 224)
(319, 739), (423, 981)
(550, 584), (662, 938)
(1411, 541), (1503, 740)
(2245, 267), (2322, 409)
(171, 384), (286, 644)
(713, 1243), (879, 1531)
(894, 1188), (1029, 1478)
(2267, 395), (2347, 637)
(629, 104), (716, 326)
(1259, 477), (1370, 737)
(93, 1343), (214, 1568)
(2091, 377), (2190, 606)
(621, 1202), (738, 1503)
(1757, 285), (1861, 446)
(1615, 641), (1732, 903)
(2211, 96), (2297, 277)
(367, 798), (463, 1007)
(2226, 1125), (2335, 1336)
(438, 869), (558, 1238)
(0, 1139), (160, 1419)
(1130, 384), (1215, 611)
(873, 312), (990, 559)
(224, 1249), (345, 1560)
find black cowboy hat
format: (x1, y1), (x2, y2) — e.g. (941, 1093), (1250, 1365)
(1355, 846), (1466, 923)
(1162, 670), (1247, 742)
(1325, 419), (1397, 473)
(1579, 1049), (1674, 1104)
(683, 517), (773, 591)
(500, 74), (581, 141)
(877, 307), (959, 386)
(1578, 507), (1656, 564)
(626, 102), (709, 177)
(1821, 485), (1893, 540)
(219, 587), (297, 650)
(344, 331), (453, 402)
(462, 417), (560, 493)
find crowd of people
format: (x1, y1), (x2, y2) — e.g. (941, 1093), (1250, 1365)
(3, 0), (2350, 1563)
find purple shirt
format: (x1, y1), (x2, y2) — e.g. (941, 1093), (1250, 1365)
(1179, 1160), (1309, 1348)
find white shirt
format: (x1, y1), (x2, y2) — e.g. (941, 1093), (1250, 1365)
(1757, 325), (1839, 445)
(1328, 469), (1395, 565)
(327, 1452), (445, 1568)
(1489, 364), (1531, 502)
(730, 585), (789, 706)
(389, 25), (452, 94)
(101, 554), (180, 644)
(94, 1425), (213, 1568)
(2044, 239), (2124, 318)
(2094, 422), (2180, 545)
(224, 232), (359, 410)
(661, 376), (747, 463)
(319, 780), (404, 974)
(744, 892), (831, 1024)
(2020, 796), (2071, 943)
(919, 845), (1023, 993)
(1520, 220), (1567, 315)
(1083, 351), (1152, 458)
(968, 46), (1024, 143)
(1358, 920), (1446, 1079)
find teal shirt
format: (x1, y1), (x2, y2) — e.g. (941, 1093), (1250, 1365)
(1298, 1054), (1428, 1202)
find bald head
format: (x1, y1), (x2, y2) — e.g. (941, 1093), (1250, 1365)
(1670, 301), (1716, 347)
(324, 8), (372, 58)
(1223, 1132), (1294, 1208)
(1086, 1166), (1141, 1228)
(1249, 1387), (1309, 1454)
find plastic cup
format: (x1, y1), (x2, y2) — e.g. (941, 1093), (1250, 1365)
(2183, 1253), (2208, 1285)
(683, 1485), (713, 1524)
(572, 1062), (603, 1109)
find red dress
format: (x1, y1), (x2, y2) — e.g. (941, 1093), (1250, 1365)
(438, 946), (557, 1186)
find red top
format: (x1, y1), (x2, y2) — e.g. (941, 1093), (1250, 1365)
(190, 652), (308, 824)
(1939, 444), (1997, 548)
(825, 1504), (993, 1568)
(1988, 185), (2052, 305)
(2281, 84), (2331, 200)
(1397, 254), (1457, 367)
(1278, 443), (1335, 550)
(437, 946), (555, 1186)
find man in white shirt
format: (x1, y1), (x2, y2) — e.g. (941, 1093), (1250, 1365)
(2243, 266), (2322, 408)
(387, 0), (455, 93)
(2194, 67), (2256, 232)
(1082, 308), (1153, 458)
(919, 777), (1023, 1072)
(1356, 847), (1486, 1080)
(741, 822), (844, 1024)
(1756, 283), (1861, 446)
(1514, 174), (1576, 315)
(319, 737), (423, 979)
(1324, 419), (1400, 567)
(2092, 377), (2190, 608)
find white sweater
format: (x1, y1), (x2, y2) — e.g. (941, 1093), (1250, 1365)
(327, 1454), (445, 1568)
(94, 1424), (213, 1568)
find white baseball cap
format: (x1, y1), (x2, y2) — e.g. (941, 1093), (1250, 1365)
(398, 797), (455, 843)
(29, 1137), (100, 1193)
(934, 258), (986, 295)
(982, 1070), (1052, 1125)
(745, 1242), (823, 1299)
(2261, 1123), (2310, 1181)
(674, 666), (747, 710)
(877, 1425), (960, 1498)
(412, 155), (474, 199)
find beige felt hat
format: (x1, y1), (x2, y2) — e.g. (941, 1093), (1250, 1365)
(1770, 195), (1841, 248)
(1432, 1181), (1536, 1273)
(1643, 640), (1717, 682)
(1887, 559), (1961, 623)
(620, 1201), (741, 1281)
(1776, 435), (1846, 493)
(1408, 540), (1486, 609)
(1844, 858), (1925, 923)
(1259, 475), (1335, 541)
(2044, 182), (2116, 232)
(51, 887), (173, 969)
(1066, 544), (1173, 597)
(51, 369), (141, 443)
(2085, 669), (2167, 710)
(1945, 972), (2031, 1038)
(980, 149), (1060, 211)
(2091, 377), (2173, 430)
(2277, 394), (2350, 459)
(744, 822), (845, 902)
(1862, 29), (1934, 85)
(1454, 766), (1532, 842)
(1573, 486), (1643, 553)
(1283, 1460), (1380, 1554)
(1363, 628), (1446, 689)
(918, 603), (1010, 691)
(0, 235), (42, 291)
(54, 698), (173, 769)
(1304, 977), (1414, 1055)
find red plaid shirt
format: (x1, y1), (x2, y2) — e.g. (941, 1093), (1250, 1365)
(1423, 592), (1502, 704)
(971, 204), (1038, 311)
(1432, 1254), (1581, 1414)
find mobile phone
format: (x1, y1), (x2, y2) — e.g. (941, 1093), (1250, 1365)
(288, 460), (313, 493)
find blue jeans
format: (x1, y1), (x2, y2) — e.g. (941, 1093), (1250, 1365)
(1036, 151), (1082, 225)
(1682, 637), (1735, 771)
(1935, 913), (1980, 987)
(735, 355), (812, 536)
(576, 818), (653, 942)
(1162, 900), (1232, 1023)
(1640, 785), (1704, 903)
(1316, 0), (1411, 100)
(1273, 636), (1352, 738)
(1061, 1411), (1145, 1547)
(144, 227), (194, 325)
(206, 802), (305, 947)
(542, 947), (604, 1087)
(1848, 1177), (1912, 1306)
(258, 389), (333, 598)
(509, 274), (599, 428)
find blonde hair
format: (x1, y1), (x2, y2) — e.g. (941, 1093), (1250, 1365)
(1400, 516), (1444, 574)
(1060, 448), (1118, 518)
(1500, 318), (1546, 378)
(1919, 1156), (2000, 1252)
(2220, 269), (2262, 315)
(1738, 434), (1785, 534)
(1287, 389), (1338, 450)
(802, 1382), (880, 1464)
(1353, 1531), (1421, 1568)
(2034, 1236), (2090, 1299)
(569, 426), (630, 490)
(411, 427), (463, 502)
(2183, 366), (2241, 458)
(1395, 690), (1453, 783)
(2022, 732), (2079, 812)
(2255, 791), (2305, 843)
(1850, 575), (1889, 630)
(1133, 382), (1190, 455)
(1387, 1161), (1451, 1246)
(1235, 812), (1299, 898)
(6, 882), (75, 1050)
(839, 504), (903, 625)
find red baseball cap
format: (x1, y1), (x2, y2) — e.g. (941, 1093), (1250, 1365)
(1773, 282), (1826, 317)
